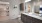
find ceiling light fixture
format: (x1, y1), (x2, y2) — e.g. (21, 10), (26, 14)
(25, 0), (31, 2)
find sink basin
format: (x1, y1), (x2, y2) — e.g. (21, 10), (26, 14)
(29, 13), (37, 15)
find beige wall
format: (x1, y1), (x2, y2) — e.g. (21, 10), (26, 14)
(0, 5), (8, 16)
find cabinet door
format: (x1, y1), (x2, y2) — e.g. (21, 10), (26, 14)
(27, 19), (32, 23)
(32, 18), (37, 23)
(23, 15), (27, 23)
(27, 16), (32, 23)
(32, 17), (42, 23)
(21, 14), (24, 22)
(21, 14), (27, 23)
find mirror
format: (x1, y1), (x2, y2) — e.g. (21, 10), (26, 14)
(25, 0), (41, 14)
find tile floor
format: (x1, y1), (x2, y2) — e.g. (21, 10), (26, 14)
(0, 18), (23, 23)
(0, 16), (9, 21)
(0, 16), (23, 23)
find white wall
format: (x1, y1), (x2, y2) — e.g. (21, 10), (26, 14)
(9, 0), (21, 19)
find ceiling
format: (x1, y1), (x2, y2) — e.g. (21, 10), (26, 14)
(0, 0), (9, 4)
(0, 0), (9, 2)
(0, 0), (42, 2)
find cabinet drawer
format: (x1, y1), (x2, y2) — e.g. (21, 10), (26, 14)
(27, 16), (33, 20)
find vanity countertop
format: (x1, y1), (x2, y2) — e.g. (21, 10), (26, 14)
(22, 13), (42, 20)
